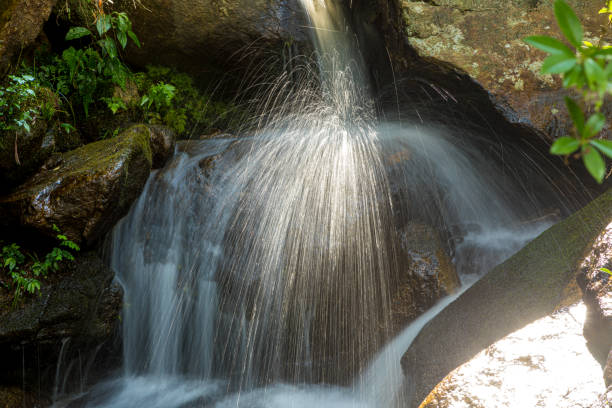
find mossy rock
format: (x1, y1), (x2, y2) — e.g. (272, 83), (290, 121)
(0, 125), (152, 246)
(401, 187), (612, 407)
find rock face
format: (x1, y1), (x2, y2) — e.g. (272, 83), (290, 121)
(401, 187), (612, 407)
(391, 222), (460, 334)
(418, 303), (605, 408)
(0, 252), (121, 347)
(148, 125), (176, 169)
(400, 0), (612, 139)
(0, 125), (153, 247)
(0, 0), (57, 72)
(0, 252), (122, 405)
(105, 0), (307, 74)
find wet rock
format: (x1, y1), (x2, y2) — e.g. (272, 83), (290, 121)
(401, 187), (612, 407)
(96, 0), (308, 75)
(0, 252), (122, 346)
(0, 252), (122, 404)
(399, 0), (612, 139)
(147, 124), (176, 169)
(0, 125), (153, 247)
(418, 303), (604, 408)
(391, 222), (460, 334)
(577, 222), (612, 365)
(0, 0), (57, 72)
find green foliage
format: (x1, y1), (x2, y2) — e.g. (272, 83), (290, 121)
(0, 74), (40, 133)
(141, 82), (176, 111)
(133, 65), (242, 137)
(34, 11), (140, 118)
(600, 267), (612, 275)
(524, 0), (612, 183)
(0, 226), (80, 304)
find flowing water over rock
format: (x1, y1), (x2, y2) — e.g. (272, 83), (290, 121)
(53, 0), (586, 407)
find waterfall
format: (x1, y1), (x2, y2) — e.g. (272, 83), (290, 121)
(57, 1), (564, 407)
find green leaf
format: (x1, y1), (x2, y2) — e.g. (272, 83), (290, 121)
(541, 54), (577, 74)
(582, 145), (606, 183)
(554, 0), (583, 48)
(550, 136), (580, 155)
(564, 97), (584, 134)
(65, 27), (92, 41)
(590, 139), (612, 159)
(583, 113), (606, 139)
(600, 267), (612, 275)
(127, 30), (141, 48)
(584, 58), (606, 89)
(117, 31), (127, 49)
(96, 14), (112, 36)
(524, 36), (574, 56)
(99, 38), (118, 59)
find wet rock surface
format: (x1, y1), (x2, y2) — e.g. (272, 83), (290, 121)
(399, 0), (612, 139)
(0, 0), (57, 72)
(391, 222), (460, 334)
(103, 0), (308, 75)
(419, 303), (604, 408)
(0, 252), (123, 406)
(401, 187), (612, 407)
(147, 124), (176, 169)
(0, 125), (153, 247)
(0, 252), (122, 347)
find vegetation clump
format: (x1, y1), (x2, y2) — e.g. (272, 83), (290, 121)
(0, 225), (80, 305)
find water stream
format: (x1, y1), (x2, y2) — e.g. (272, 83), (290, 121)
(55, 0), (574, 406)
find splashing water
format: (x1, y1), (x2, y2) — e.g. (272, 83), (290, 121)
(55, 1), (575, 407)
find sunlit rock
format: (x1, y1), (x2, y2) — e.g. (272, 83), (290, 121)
(399, 0), (611, 141)
(419, 303), (604, 408)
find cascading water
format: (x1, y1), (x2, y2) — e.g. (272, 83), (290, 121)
(57, 1), (569, 407)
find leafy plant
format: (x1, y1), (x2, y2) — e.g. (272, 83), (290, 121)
(133, 65), (243, 137)
(0, 74), (40, 134)
(141, 82), (176, 111)
(34, 10), (140, 118)
(0, 225), (80, 304)
(524, 0), (612, 183)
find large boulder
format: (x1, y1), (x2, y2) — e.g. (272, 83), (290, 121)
(90, 0), (308, 74)
(401, 187), (612, 407)
(0, 125), (153, 247)
(0, 0), (57, 72)
(0, 252), (122, 405)
(399, 0), (612, 140)
(0, 252), (121, 347)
